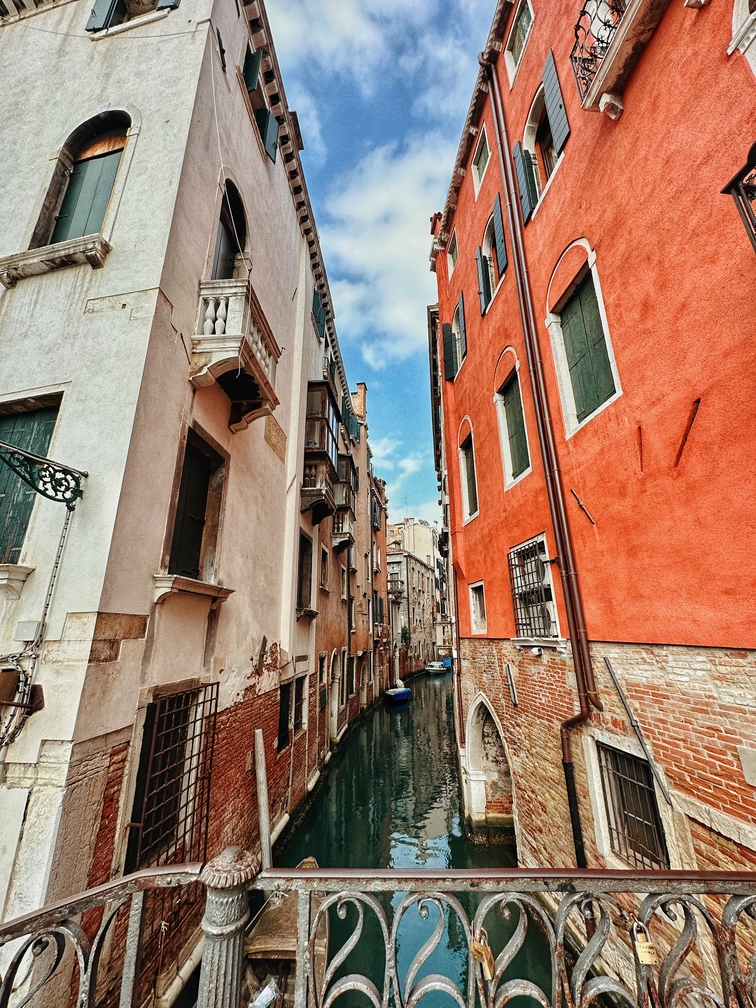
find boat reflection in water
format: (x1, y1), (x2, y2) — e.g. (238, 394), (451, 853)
(277, 675), (550, 1008)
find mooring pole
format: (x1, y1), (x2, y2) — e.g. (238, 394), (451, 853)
(254, 728), (272, 870)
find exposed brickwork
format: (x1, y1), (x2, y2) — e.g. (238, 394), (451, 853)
(87, 742), (129, 888)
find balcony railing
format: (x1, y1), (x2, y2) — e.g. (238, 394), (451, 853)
(571, 0), (628, 101)
(301, 460), (335, 523)
(331, 510), (354, 550)
(190, 278), (281, 429)
(2, 854), (755, 1008)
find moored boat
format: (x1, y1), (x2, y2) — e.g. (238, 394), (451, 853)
(384, 678), (411, 704)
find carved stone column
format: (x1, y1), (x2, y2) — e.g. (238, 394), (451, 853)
(196, 846), (260, 1008)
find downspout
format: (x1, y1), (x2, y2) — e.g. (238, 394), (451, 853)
(482, 53), (600, 868)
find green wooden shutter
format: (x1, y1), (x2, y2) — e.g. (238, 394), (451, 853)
(513, 142), (538, 224)
(561, 274), (615, 421)
(155, 0), (180, 10)
(492, 193), (508, 276)
(502, 375), (530, 478)
(243, 48), (262, 92)
(312, 290), (326, 338)
(442, 323), (458, 380)
(0, 406), (58, 564)
(255, 108), (279, 162)
(52, 149), (122, 243)
(297, 534), (312, 609)
(476, 247), (491, 314)
(543, 50), (570, 155)
(85, 0), (121, 30)
(168, 442), (212, 579)
(458, 291), (467, 359)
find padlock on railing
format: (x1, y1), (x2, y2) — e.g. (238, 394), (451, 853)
(632, 921), (659, 966)
(470, 927), (496, 981)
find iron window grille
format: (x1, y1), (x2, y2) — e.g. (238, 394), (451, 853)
(507, 536), (558, 638)
(125, 684), (218, 873)
(570, 0), (628, 101)
(597, 743), (669, 870)
(722, 142), (756, 255)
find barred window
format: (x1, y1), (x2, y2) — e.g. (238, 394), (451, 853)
(598, 744), (669, 870)
(507, 535), (558, 638)
(124, 683), (218, 873)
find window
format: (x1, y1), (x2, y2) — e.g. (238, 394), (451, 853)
(85, 0), (178, 32)
(297, 533), (313, 610)
(305, 384), (339, 471)
(168, 430), (224, 582)
(0, 402), (59, 564)
(476, 194), (508, 314)
(277, 681), (291, 751)
(447, 232), (458, 275)
(558, 271), (616, 424)
(293, 675), (306, 733)
(339, 649), (347, 707)
(513, 52), (570, 223)
(241, 46), (279, 162)
(459, 434), (478, 519)
(472, 128), (490, 190)
(348, 597), (355, 634)
(312, 289), (327, 339)
(497, 371), (530, 485)
(124, 683), (218, 872)
(470, 583), (486, 633)
(320, 546), (329, 591)
(348, 656), (356, 696)
(211, 182), (247, 280)
(507, 535), (558, 638)
(505, 0), (534, 78)
(597, 744), (669, 869)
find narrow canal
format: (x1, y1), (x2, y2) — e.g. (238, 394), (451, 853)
(277, 673), (550, 1008)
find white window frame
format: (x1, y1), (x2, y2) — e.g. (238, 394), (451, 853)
(472, 127), (491, 195)
(341, 564), (347, 600)
(481, 216), (505, 312)
(320, 545), (329, 592)
(447, 231), (459, 276)
(504, 0), (535, 84)
(523, 86), (564, 218)
(469, 581), (487, 634)
(451, 304), (466, 372)
(729, 0), (756, 73)
(508, 532), (560, 642)
(545, 255), (622, 439)
(494, 364), (532, 490)
(582, 730), (684, 871)
(458, 431), (480, 523)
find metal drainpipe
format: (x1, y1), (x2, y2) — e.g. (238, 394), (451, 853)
(482, 54), (601, 868)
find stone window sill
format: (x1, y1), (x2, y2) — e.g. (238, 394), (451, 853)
(296, 607), (319, 621)
(89, 7), (168, 38)
(0, 564), (35, 600)
(153, 574), (234, 606)
(513, 636), (568, 652)
(0, 235), (111, 289)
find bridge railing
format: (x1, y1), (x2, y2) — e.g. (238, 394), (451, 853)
(2, 852), (755, 1008)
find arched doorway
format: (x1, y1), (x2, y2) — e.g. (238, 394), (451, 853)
(465, 698), (517, 849)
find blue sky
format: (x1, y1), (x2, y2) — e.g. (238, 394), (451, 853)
(266, 0), (494, 523)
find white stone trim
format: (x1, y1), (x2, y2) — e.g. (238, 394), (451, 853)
(0, 566), (34, 601)
(672, 788), (756, 852)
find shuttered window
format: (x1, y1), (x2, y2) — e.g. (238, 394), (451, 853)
(312, 289), (327, 339)
(255, 108), (279, 163)
(542, 50), (570, 156)
(168, 432), (223, 581)
(460, 435), (478, 517)
(243, 48), (262, 92)
(476, 246), (492, 314)
(513, 141), (539, 224)
(51, 149), (122, 243)
(457, 292), (467, 359)
(501, 374), (530, 479)
(297, 533), (313, 609)
(442, 322), (458, 380)
(560, 273), (615, 422)
(0, 406), (59, 564)
(492, 193), (508, 276)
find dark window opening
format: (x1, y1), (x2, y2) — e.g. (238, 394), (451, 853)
(212, 182), (247, 280)
(500, 373), (530, 479)
(168, 430), (224, 581)
(460, 434), (478, 516)
(0, 404), (59, 564)
(124, 683), (218, 873)
(598, 744), (669, 870)
(535, 108), (556, 187)
(277, 681), (291, 751)
(293, 675), (305, 733)
(297, 533), (313, 610)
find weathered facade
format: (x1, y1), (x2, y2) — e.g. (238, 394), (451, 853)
(387, 548), (437, 676)
(0, 0), (388, 995)
(430, 0), (756, 867)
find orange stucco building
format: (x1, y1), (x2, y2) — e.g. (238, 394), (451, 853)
(430, 0), (756, 871)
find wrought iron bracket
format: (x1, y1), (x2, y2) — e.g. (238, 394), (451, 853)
(722, 141), (756, 255)
(0, 440), (88, 510)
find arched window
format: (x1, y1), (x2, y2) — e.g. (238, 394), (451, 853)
(476, 195), (507, 313)
(212, 181), (248, 280)
(730, 0), (756, 77)
(32, 111), (130, 249)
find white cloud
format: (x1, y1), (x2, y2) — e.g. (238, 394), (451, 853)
(321, 136), (456, 368)
(284, 83), (327, 164)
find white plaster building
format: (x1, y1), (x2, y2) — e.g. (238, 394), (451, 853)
(0, 0), (368, 996)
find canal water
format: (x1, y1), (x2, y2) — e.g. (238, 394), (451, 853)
(277, 673), (550, 1008)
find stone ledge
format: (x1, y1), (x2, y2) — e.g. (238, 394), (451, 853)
(153, 574), (234, 607)
(0, 564), (34, 600)
(0, 235), (112, 288)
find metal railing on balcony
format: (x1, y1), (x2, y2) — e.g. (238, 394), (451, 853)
(570, 0), (628, 101)
(3, 857), (755, 1008)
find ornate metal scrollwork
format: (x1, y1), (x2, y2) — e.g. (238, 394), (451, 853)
(0, 439), (87, 510)
(570, 0), (628, 101)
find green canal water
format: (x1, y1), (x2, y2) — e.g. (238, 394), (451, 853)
(277, 673), (551, 1008)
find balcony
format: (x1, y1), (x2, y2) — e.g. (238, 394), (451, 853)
(331, 510), (354, 551)
(301, 460), (335, 524)
(388, 578), (405, 600)
(2, 852), (755, 1008)
(190, 278), (281, 432)
(334, 480), (354, 512)
(570, 0), (670, 117)
(373, 621), (389, 642)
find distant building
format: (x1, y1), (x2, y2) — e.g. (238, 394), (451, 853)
(430, 0), (756, 873)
